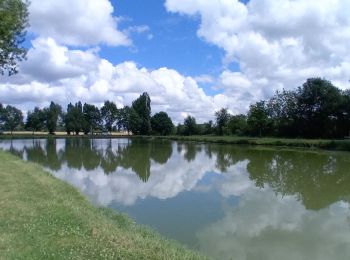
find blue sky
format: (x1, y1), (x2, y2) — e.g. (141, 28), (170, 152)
(1, 0), (349, 122)
(103, 0), (231, 95)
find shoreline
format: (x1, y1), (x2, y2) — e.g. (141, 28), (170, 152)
(1, 132), (350, 152)
(156, 135), (350, 152)
(0, 150), (206, 259)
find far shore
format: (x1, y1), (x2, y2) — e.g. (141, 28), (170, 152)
(1, 131), (350, 152)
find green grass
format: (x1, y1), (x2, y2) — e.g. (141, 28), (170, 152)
(156, 135), (350, 151)
(0, 151), (206, 260)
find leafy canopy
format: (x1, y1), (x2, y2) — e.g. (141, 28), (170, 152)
(0, 0), (29, 75)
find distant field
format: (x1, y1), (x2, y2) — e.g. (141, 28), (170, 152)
(0, 150), (205, 259)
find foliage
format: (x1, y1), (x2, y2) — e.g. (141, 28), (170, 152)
(202, 120), (214, 135)
(25, 107), (46, 133)
(151, 111), (174, 136)
(215, 108), (230, 135)
(2, 78), (350, 139)
(101, 101), (118, 133)
(227, 114), (247, 135)
(0, 0), (29, 75)
(45, 102), (62, 134)
(0, 103), (4, 128)
(0, 104), (23, 133)
(247, 101), (271, 136)
(83, 103), (101, 134)
(183, 116), (198, 136)
(128, 107), (143, 135)
(131, 92), (152, 135)
(295, 78), (343, 138)
(64, 102), (84, 135)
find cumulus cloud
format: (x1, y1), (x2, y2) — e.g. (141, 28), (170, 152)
(0, 37), (223, 122)
(4, 0), (350, 119)
(29, 0), (130, 46)
(165, 0), (350, 105)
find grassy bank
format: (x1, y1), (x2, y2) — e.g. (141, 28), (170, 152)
(157, 135), (350, 151)
(0, 151), (205, 259)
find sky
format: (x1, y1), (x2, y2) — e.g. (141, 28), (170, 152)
(1, 0), (350, 123)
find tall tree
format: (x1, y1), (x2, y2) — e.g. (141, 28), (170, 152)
(227, 114), (247, 135)
(64, 102), (83, 135)
(203, 120), (214, 135)
(183, 115), (197, 136)
(0, 0), (29, 75)
(1, 105), (23, 134)
(267, 90), (298, 137)
(215, 108), (230, 135)
(64, 103), (74, 135)
(25, 107), (45, 134)
(247, 101), (270, 137)
(45, 101), (62, 135)
(151, 111), (174, 136)
(128, 107), (142, 135)
(101, 101), (118, 133)
(0, 103), (4, 129)
(82, 103), (101, 135)
(295, 78), (343, 138)
(131, 92), (151, 135)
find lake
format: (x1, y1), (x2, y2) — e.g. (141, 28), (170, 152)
(1, 138), (350, 260)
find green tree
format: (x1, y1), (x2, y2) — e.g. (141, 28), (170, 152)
(1, 104), (23, 134)
(176, 123), (185, 135)
(295, 78), (343, 138)
(215, 108), (230, 135)
(118, 106), (132, 134)
(82, 103), (101, 135)
(151, 111), (174, 136)
(64, 103), (74, 135)
(183, 115), (197, 136)
(45, 101), (62, 135)
(131, 92), (151, 135)
(0, 0), (29, 75)
(247, 101), (270, 137)
(128, 107), (142, 135)
(0, 103), (4, 129)
(25, 107), (45, 134)
(101, 101), (118, 133)
(64, 102), (83, 135)
(202, 120), (214, 135)
(267, 90), (298, 137)
(227, 114), (247, 135)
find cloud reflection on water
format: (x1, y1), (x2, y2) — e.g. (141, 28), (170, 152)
(1, 138), (350, 260)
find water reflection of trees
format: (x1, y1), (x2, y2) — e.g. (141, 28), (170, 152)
(6, 138), (350, 210)
(18, 138), (173, 183)
(204, 145), (350, 210)
(246, 150), (350, 210)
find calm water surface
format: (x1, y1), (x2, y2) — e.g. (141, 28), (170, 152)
(1, 138), (350, 260)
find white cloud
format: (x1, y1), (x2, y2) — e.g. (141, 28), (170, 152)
(194, 74), (214, 84)
(165, 0), (350, 104)
(29, 0), (130, 46)
(6, 0), (350, 120)
(198, 190), (350, 260)
(0, 38), (224, 122)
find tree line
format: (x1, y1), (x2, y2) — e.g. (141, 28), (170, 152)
(0, 92), (174, 136)
(1, 78), (350, 138)
(176, 78), (350, 138)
